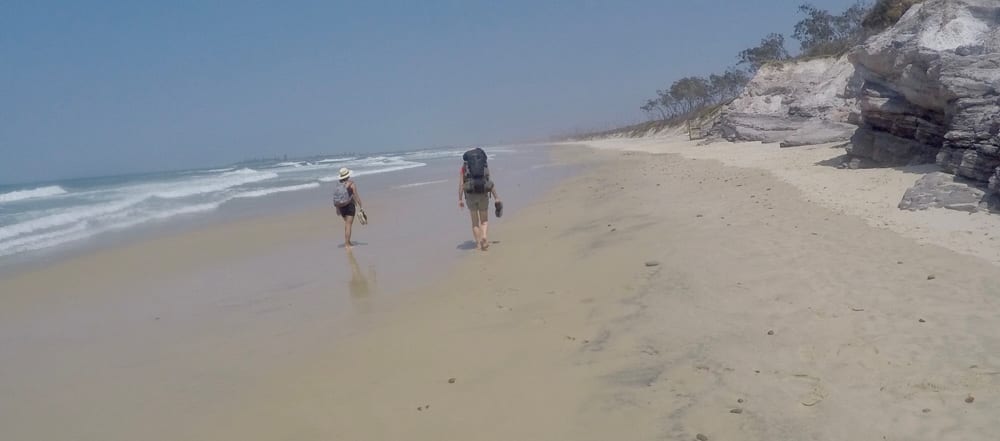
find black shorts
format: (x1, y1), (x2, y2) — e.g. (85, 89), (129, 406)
(337, 202), (356, 217)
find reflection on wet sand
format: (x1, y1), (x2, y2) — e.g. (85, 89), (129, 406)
(346, 250), (376, 312)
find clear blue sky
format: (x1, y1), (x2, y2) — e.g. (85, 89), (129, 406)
(1, 0), (861, 184)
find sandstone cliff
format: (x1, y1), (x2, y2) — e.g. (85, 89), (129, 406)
(712, 56), (862, 147)
(848, 0), (1000, 207)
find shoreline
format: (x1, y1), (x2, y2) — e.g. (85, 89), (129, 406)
(5, 144), (1000, 440)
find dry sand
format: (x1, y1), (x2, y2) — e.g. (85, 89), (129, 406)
(579, 136), (1000, 265)
(5, 142), (1000, 440)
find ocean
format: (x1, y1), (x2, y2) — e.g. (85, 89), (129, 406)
(0, 147), (516, 262)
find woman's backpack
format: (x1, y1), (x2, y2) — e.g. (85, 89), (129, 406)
(332, 181), (353, 207)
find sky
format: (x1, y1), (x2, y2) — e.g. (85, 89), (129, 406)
(1, 0), (862, 185)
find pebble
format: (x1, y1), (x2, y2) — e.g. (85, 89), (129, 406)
(696, 214), (704, 218)
(918, 318), (926, 323)
(922, 408), (932, 413)
(696, 434), (709, 441)
(645, 261), (660, 267)
(966, 395), (975, 403)
(897, 261), (904, 264)
(927, 275), (936, 280)
(737, 398), (744, 403)
(767, 330), (774, 336)
(417, 406), (423, 411)
(448, 378), (456, 384)
(730, 408), (743, 414)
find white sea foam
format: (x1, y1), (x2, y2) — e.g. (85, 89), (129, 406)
(234, 183), (321, 199)
(151, 169), (278, 199)
(0, 197), (145, 242)
(395, 179), (449, 189)
(317, 157), (357, 164)
(318, 162), (426, 182)
(0, 202), (222, 257)
(0, 186), (68, 203)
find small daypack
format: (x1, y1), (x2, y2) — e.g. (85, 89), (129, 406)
(463, 148), (494, 194)
(332, 181), (353, 207)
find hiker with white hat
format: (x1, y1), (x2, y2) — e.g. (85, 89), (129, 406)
(332, 167), (366, 249)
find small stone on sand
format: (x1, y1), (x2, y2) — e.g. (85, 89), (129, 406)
(417, 406), (423, 411)
(927, 275), (936, 280)
(918, 318), (926, 323)
(767, 330), (774, 335)
(966, 395), (975, 403)
(922, 408), (931, 413)
(645, 261), (660, 267)
(696, 434), (708, 441)
(448, 378), (456, 384)
(730, 408), (743, 414)
(737, 398), (744, 403)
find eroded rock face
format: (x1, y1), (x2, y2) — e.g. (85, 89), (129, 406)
(714, 56), (862, 146)
(848, 0), (1000, 193)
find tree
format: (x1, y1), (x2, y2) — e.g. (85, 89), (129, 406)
(708, 68), (751, 103)
(862, 0), (920, 34)
(738, 33), (790, 71)
(669, 77), (711, 114)
(640, 98), (666, 120)
(793, 2), (870, 57)
(656, 91), (680, 117)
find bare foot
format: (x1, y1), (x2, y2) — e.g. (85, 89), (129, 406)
(345, 242), (353, 250)
(480, 238), (489, 251)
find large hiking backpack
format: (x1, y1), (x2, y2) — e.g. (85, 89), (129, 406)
(332, 181), (353, 207)
(463, 148), (493, 194)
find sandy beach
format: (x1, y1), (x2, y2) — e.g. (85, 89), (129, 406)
(4, 140), (1000, 440)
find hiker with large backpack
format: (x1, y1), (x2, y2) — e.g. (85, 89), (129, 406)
(459, 147), (502, 251)
(332, 167), (366, 249)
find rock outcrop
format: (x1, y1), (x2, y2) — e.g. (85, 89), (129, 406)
(713, 56), (862, 147)
(848, 0), (1000, 200)
(898, 171), (985, 212)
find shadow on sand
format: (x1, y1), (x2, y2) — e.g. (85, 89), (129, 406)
(337, 241), (369, 249)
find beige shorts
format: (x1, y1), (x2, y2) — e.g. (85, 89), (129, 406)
(465, 192), (490, 211)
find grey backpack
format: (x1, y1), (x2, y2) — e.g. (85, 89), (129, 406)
(332, 181), (352, 207)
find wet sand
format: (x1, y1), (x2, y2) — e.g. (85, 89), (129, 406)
(4, 144), (1000, 440)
